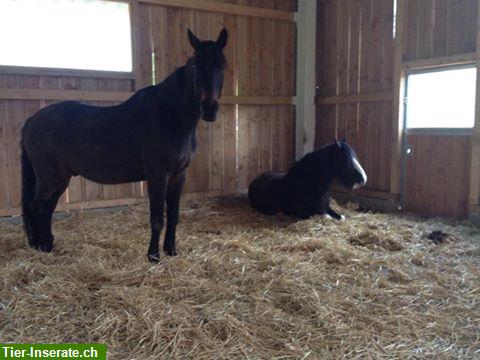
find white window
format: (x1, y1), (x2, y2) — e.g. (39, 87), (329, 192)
(406, 67), (476, 129)
(0, 0), (132, 72)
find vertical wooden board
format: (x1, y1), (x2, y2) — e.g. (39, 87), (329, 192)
(322, 1), (338, 97)
(223, 14), (237, 96)
(248, 17), (262, 95)
(336, 0), (349, 95)
(132, 2), (153, 89)
(357, 102), (373, 189)
(0, 101), (10, 210)
(223, 104), (237, 192)
(282, 105), (295, 170)
(316, 1), (327, 97)
(273, 19), (286, 96)
(404, 0), (418, 61)
(380, 0), (394, 91)
(271, 106), (282, 170)
(378, 101), (392, 191)
(315, 105), (336, 149)
(415, 0), (434, 60)
(165, 7), (182, 74)
(432, 0), (448, 57)
(236, 15), (250, 95)
(348, 0), (361, 94)
(259, 106), (272, 173)
(369, 0), (383, 92)
(248, 105), (260, 182)
(284, 21), (296, 96)
(151, 5), (169, 83)
(237, 105), (250, 189)
(359, 0), (372, 92)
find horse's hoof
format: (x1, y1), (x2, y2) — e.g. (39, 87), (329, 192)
(339, 215), (346, 222)
(38, 242), (54, 252)
(164, 248), (177, 257)
(148, 253), (161, 263)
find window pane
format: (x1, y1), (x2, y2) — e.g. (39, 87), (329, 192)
(0, 0), (132, 72)
(406, 67), (476, 129)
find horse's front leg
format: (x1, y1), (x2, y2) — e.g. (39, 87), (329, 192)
(147, 174), (168, 262)
(164, 170), (186, 256)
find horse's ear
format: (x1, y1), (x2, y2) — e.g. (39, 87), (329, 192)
(216, 28), (228, 49)
(187, 29), (202, 51)
(340, 137), (346, 143)
(333, 139), (341, 147)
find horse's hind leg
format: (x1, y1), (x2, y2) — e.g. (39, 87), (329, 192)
(31, 178), (70, 252)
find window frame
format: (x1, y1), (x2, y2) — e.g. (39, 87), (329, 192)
(404, 64), (477, 135)
(0, 0), (134, 77)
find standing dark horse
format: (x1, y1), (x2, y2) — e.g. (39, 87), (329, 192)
(248, 140), (367, 220)
(21, 28), (228, 262)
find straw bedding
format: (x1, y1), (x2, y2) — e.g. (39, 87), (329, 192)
(0, 195), (479, 359)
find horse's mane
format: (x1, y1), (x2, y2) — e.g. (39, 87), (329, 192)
(122, 65), (187, 110)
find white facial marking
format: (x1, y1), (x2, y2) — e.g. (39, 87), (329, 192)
(352, 157), (367, 187)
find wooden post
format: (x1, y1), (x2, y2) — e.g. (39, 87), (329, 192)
(390, 0), (407, 204)
(295, 0), (315, 159)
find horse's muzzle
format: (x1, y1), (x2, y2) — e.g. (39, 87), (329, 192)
(201, 100), (219, 122)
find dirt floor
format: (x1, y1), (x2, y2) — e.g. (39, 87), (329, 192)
(0, 196), (479, 359)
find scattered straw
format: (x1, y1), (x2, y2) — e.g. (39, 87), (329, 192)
(0, 196), (479, 359)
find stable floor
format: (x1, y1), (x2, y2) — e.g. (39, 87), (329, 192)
(0, 196), (479, 359)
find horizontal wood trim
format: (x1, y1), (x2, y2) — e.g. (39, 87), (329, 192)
(0, 190), (241, 217)
(0, 198), (146, 218)
(0, 88), (133, 102)
(221, 95), (295, 105)
(115, 0), (295, 21)
(316, 91), (393, 105)
(0, 89), (294, 105)
(0, 65), (135, 80)
(401, 53), (477, 70)
(330, 185), (396, 201)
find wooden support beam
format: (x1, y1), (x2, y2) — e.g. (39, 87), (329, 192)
(316, 91), (393, 105)
(390, 0), (406, 202)
(113, 0), (295, 21)
(0, 88), (294, 105)
(401, 52), (477, 70)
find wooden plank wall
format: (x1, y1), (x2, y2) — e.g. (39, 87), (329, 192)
(398, 0), (478, 218)
(0, 0), (297, 217)
(315, 0), (480, 217)
(0, 74), (139, 217)
(315, 0), (395, 200)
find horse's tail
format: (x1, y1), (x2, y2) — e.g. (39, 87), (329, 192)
(21, 146), (36, 242)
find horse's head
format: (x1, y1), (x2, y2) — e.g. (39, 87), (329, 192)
(187, 28), (228, 122)
(331, 139), (367, 190)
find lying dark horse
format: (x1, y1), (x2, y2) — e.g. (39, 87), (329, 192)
(21, 28), (228, 262)
(248, 140), (367, 219)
